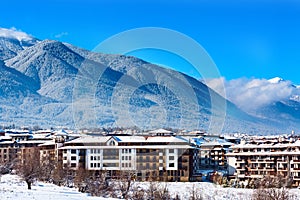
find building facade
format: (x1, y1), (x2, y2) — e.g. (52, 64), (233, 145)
(60, 135), (199, 182)
(226, 138), (300, 187)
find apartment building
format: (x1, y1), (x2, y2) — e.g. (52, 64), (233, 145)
(226, 138), (300, 187)
(0, 130), (52, 164)
(60, 135), (199, 182)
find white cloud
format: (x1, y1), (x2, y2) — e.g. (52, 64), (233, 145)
(0, 27), (34, 41)
(206, 77), (295, 112)
(54, 32), (68, 38)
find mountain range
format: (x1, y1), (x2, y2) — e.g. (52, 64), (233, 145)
(0, 27), (299, 134)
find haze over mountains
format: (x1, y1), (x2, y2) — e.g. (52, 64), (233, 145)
(0, 27), (299, 134)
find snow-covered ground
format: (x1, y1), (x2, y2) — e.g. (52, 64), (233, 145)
(1, 174), (300, 200)
(0, 174), (114, 200)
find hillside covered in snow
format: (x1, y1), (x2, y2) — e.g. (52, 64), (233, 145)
(0, 28), (299, 134)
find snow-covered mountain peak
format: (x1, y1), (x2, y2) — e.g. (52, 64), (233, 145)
(0, 27), (39, 60)
(268, 77), (285, 84)
(0, 27), (36, 42)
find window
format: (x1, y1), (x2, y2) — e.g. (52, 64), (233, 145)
(169, 156), (175, 160)
(169, 163), (175, 167)
(103, 163), (119, 167)
(71, 163), (76, 168)
(109, 140), (115, 146)
(71, 156), (76, 161)
(63, 156), (67, 160)
(90, 163), (93, 168)
(169, 149), (174, 153)
(91, 156), (94, 161)
(71, 149), (76, 154)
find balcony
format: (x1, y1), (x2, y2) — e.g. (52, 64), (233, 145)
(277, 159), (288, 162)
(293, 176), (300, 180)
(277, 168), (288, 171)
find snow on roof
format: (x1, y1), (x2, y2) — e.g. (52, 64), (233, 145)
(231, 140), (300, 148)
(31, 134), (50, 139)
(65, 136), (111, 144)
(59, 145), (193, 150)
(146, 136), (187, 143)
(148, 129), (172, 134)
(18, 140), (49, 144)
(38, 140), (56, 146)
(114, 135), (188, 144)
(200, 141), (223, 147)
(227, 151), (300, 156)
(224, 135), (239, 140)
(33, 129), (53, 134)
(54, 129), (68, 136)
(113, 136), (146, 143)
(0, 135), (12, 140)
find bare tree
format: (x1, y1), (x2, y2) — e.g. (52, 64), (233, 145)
(145, 181), (171, 200)
(52, 162), (66, 186)
(39, 153), (56, 182)
(189, 183), (203, 200)
(74, 166), (92, 192)
(16, 147), (42, 190)
(252, 175), (295, 200)
(112, 171), (134, 199)
(87, 171), (109, 197)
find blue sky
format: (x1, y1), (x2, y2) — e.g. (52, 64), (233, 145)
(1, 0), (300, 83)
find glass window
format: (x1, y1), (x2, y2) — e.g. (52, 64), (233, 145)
(169, 163), (175, 167)
(71, 156), (76, 161)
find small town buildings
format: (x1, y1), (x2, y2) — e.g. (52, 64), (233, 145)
(0, 130), (52, 164)
(226, 137), (300, 187)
